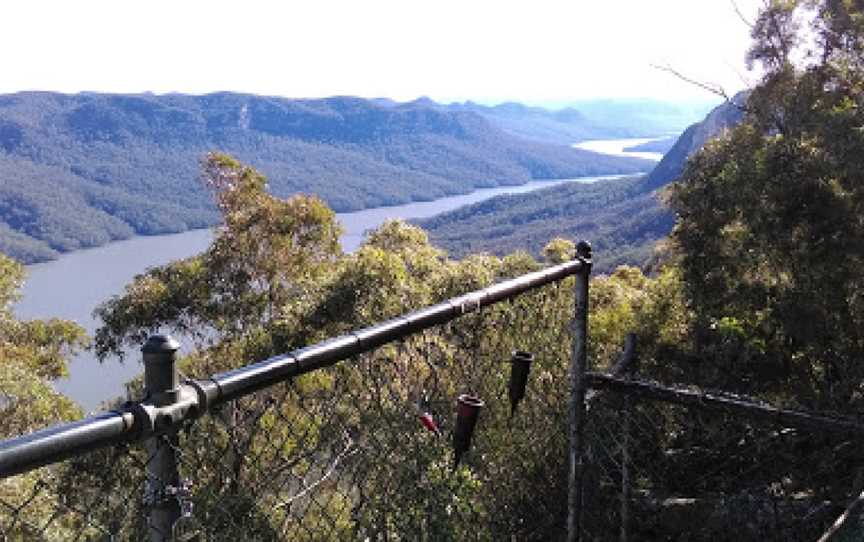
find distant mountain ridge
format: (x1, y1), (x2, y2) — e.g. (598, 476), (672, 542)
(546, 98), (718, 138)
(442, 101), (613, 144)
(420, 94), (747, 270)
(0, 91), (652, 263)
(379, 97), (715, 145)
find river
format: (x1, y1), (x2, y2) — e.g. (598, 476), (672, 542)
(572, 137), (666, 161)
(15, 173), (641, 411)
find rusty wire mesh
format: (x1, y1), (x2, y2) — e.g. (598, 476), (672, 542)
(581, 377), (864, 542)
(0, 280), (579, 541)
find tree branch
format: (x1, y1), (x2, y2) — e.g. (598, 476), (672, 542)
(274, 430), (358, 510)
(730, 0), (755, 29)
(651, 63), (750, 115)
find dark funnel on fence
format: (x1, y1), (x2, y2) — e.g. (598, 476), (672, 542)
(508, 350), (534, 416)
(453, 394), (484, 469)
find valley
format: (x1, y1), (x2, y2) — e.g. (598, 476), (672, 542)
(15, 171), (625, 409)
(0, 92), (656, 264)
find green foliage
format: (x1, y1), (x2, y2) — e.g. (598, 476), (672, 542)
(588, 265), (690, 373)
(419, 176), (674, 272)
(0, 92), (652, 264)
(417, 94), (747, 272)
(542, 237), (575, 264)
(0, 251), (87, 389)
(94, 153), (343, 362)
(0, 251), (23, 309)
(82, 155), (694, 539)
(0, 252), (86, 540)
(669, 0), (864, 410)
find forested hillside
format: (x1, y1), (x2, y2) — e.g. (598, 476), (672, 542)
(418, 176), (673, 271)
(0, 92), (652, 263)
(420, 95), (743, 270)
(637, 92), (745, 192)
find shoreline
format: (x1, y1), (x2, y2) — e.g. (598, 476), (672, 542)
(15, 138), (663, 410)
(21, 172), (649, 268)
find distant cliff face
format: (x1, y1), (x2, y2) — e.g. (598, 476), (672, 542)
(638, 92), (747, 192)
(420, 92), (751, 270)
(0, 92), (652, 263)
(440, 99), (712, 145)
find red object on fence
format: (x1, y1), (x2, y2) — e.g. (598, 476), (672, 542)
(418, 411), (442, 436)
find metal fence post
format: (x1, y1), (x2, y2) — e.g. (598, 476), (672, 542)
(142, 334), (183, 542)
(619, 334), (636, 542)
(568, 241), (592, 542)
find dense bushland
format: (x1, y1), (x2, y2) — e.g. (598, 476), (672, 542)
(0, 93), (652, 263)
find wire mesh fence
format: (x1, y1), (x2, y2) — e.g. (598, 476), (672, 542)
(5, 248), (864, 542)
(580, 375), (864, 542)
(0, 270), (580, 541)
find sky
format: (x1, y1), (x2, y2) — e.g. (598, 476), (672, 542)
(2, 0), (765, 105)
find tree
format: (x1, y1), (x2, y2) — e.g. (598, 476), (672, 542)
(0, 252), (84, 430)
(90, 151), (681, 538)
(670, 0), (864, 409)
(0, 251), (89, 539)
(94, 152), (343, 364)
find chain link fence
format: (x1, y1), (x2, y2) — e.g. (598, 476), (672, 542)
(5, 249), (864, 541)
(580, 372), (864, 541)
(0, 259), (584, 541)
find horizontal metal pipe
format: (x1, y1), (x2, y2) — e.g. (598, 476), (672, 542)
(0, 257), (585, 477)
(206, 258), (584, 406)
(207, 353), (300, 405)
(402, 302), (459, 334)
(352, 317), (411, 351)
(293, 335), (364, 374)
(585, 373), (864, 437)
(0, 410), (137, 478)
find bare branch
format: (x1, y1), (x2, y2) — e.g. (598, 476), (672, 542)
(274, 431), (358, 510)
(651, 63), (730, 101)
(730, 0), (755, 29)
(651, 63), (750, 114)
(725, 59), (757, 90)
(651, 64), (732, 102)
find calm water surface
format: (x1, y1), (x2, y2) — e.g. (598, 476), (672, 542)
(16, 174), (623, 410)
(572, 137), (666, 162)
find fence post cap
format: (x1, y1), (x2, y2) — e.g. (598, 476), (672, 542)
(142, 334), (180, 354)
(576, 240), (592, 260)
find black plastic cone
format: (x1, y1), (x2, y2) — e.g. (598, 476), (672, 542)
(508, 351), (534, 416)
(452, 394), (484, 469)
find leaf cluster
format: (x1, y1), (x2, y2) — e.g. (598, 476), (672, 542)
(669, 0), (864, 411)
(81, 156), (689, 538)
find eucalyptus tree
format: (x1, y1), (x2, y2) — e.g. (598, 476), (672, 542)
(670, 0), (864, 409)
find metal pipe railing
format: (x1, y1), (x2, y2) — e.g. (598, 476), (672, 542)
(0, 411), (137, 477)
(0, 256), (586, 480)
(584, 372), (864, 437)
(203, 257), (586, 406)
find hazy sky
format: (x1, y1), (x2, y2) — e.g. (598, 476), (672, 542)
(3, 0), (764, 104)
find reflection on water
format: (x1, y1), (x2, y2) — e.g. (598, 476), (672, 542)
(573, 137), (667, 162)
